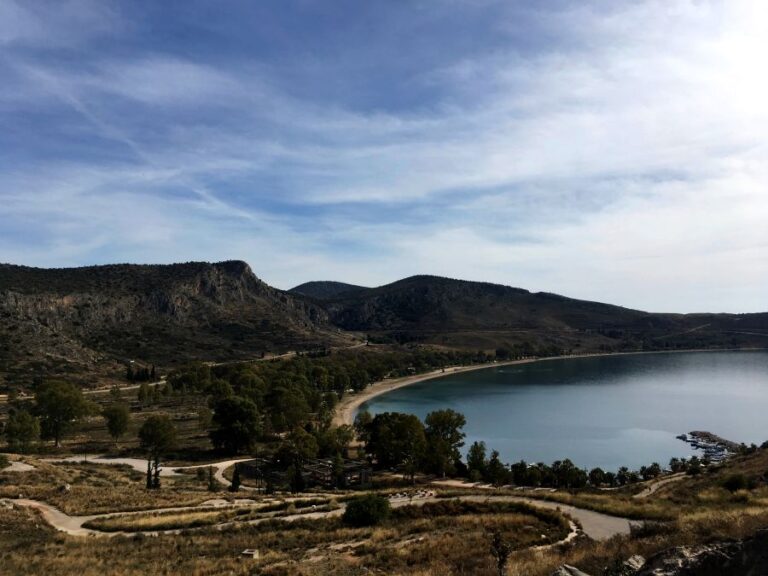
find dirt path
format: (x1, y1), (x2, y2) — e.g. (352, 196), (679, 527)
(43, 455), (252, 485)
(1, 459), (36, 472)
(632, 473), (686, 499)
(8, 491), (634, 542)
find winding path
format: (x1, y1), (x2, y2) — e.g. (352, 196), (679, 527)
(7, 491), (635, 542)
(43, 455), (252, 485)
(632, 473), (685, 499)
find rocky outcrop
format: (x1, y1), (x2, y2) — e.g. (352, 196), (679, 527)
(637, 529), (768, 575)
(0, 261), (338, 385)
(550, 530), (768, 576)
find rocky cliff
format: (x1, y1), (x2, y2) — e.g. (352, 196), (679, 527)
(0, 261), (336, 386)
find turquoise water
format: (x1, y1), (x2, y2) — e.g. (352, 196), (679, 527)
(358, 351), (768, 471)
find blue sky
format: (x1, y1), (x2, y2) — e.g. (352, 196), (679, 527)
(1, 0), (767, 312)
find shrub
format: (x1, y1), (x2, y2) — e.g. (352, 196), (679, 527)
(0, 454), (9, 469)
(342, 494), (391, 527)
(722, 473), (748, 493)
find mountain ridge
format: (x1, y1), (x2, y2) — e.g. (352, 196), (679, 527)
(0, 260), (339, 385)
(2, 261), (767, 386)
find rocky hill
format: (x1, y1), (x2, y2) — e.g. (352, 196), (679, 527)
(0, 261), (339, 386)
(317, 275), (768, 352)
(2, 264), (767, 387)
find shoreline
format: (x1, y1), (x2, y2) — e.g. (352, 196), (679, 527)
(332, 347), (766, 427)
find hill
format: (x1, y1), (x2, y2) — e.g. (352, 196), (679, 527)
(319, 275), (768, 353)
(290, 280), (368, 300)
(0, 261), (341, 386)
(2, 264), (767, 387)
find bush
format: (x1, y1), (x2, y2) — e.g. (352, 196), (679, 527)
(722, 473), (748, 493)
(342, 494), (391, 527)
(0, 454), (9, 469)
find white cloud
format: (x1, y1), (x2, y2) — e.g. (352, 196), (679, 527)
(0, 0), (119, 47)
(2, 0), (768, 312)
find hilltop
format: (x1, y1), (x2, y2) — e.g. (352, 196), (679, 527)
(2, 263), (767, 386)
(289, 280), (368, 300)
(317, 274), (768, 352)
(0, 261), (341, 386)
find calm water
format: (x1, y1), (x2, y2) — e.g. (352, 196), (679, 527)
(358, 351), (768, 471)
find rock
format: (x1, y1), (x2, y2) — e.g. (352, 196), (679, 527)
(636, 529), (768, 575)
(623, 555), (646, 572)
(551, 566), (593, 576)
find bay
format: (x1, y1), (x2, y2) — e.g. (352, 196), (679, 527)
(358, 351), (768, 471)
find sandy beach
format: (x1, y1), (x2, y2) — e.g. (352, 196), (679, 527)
(332, 357), (541, 427)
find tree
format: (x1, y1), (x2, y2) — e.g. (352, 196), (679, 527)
(551, 459), (586, 488)
(669, 457), (686, 473)
(353, 409), (373, 442)
(138, 415), (177, 489)
(230, 465), (241, 492)
(342, 494), (391, 527)
(486, 450), (510, 486)
(35, 381), (93, 447)
(102, 404), (130, 445)
(424, 409), (466, 477)
(589, 467), (606, 487)
(365, 412), (426, 482)
(5, 409), (40, 453)
(209, 396), (261, 453)
(489, 530), (512, 576)
(467, 441), (488, 482)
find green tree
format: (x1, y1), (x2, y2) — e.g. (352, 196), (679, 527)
(5, 409), (40, 453)
(366, 412), (426, 482)
(589, 467), (606, 486)
(353, 409), (373, 442)
(35, 381), (93, 447)
(138, 415), (177, 489)
(486, 450), (510, 486)
(467, 440), (488, 482)
(209, 396), (261, 453)
(102, 404), (130, 445)
(424, 409), (466, 477)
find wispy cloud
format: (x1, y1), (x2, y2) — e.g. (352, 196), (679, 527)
(1, 0), (767, 312)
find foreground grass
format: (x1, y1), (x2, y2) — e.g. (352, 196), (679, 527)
(0, 500), (568, 576)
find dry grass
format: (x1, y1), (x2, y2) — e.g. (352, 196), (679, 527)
(0, 459), (224, 514)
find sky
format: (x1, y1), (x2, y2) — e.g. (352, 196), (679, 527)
(1, 0), (767, 313)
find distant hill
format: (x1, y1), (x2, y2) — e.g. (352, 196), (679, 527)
(0, 261), (341, 385)
(318, 275), (768, 352)
(290, 281), (369, 300)
(2, 263), (767, 387)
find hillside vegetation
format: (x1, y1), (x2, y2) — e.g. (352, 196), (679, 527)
(319, 275), (768, 352)
(2, 262), (767, 388)
(0, 261), (342, 386)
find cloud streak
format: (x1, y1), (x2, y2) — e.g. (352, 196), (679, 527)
(0, 0), (767, 312)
